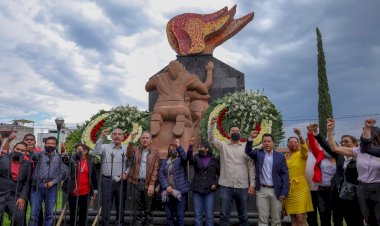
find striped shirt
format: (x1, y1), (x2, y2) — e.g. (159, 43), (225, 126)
(32, 151), (68, 185)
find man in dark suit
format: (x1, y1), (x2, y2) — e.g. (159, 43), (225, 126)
(245, 131), (289, 226)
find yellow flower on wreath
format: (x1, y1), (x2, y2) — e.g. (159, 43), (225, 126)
(82, 113), (143, 150)
(207, 103), (273, 148)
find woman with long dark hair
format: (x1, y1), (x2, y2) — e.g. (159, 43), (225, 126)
(62, 143), (98, 226)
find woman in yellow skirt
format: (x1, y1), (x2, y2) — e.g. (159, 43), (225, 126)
(283, 128), (314, 226)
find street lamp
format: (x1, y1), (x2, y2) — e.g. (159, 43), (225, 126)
(55, 117), (64, 153)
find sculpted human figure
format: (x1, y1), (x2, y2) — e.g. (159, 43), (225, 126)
(145, 60), (213, 137)
(186, 62), (214, 142)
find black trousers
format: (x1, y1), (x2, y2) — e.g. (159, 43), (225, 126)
(307, 190), (319, 226)
(331, 187), (344, 226)
(68, 194), (89, 226)
(101, 176), (126, 226)
(131, 181), (153, 226)
(341, 198), (364, 226)
(318, 186), (333, 226)
(357, 182), (380, 226)
(0, 193), (25, 226)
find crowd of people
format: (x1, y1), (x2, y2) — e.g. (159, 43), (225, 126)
(0, 118), (379, 226)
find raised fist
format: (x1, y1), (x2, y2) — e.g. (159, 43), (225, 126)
(364, 119), (376, 128)
(101, 128), (111, 137)
(326, 118), (335, 131)
(293, 128), (301, 136)
(250, 130), (259, 139)
(205, 61), (214, 72)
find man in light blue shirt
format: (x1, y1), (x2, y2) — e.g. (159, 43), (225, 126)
(94, 128), (128, 226)
(246, 131), (289, 226)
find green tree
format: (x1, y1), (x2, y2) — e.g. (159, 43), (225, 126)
(316, 27), (333, 138)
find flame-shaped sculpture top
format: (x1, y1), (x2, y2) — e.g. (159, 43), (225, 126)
(166, 5), (254, 56)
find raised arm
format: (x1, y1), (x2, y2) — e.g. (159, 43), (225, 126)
(203, 61), (214, 89)
(326, 119), (354, 157)
(2, 132), (17, 152)
(245, 129), (259, 160)
(187, 137), (194, 164)
(360, 119), (380, 157)
(208, 117), (223, 153)
(93, 129), (109, 155)
(307, 131), (321, 159)
(126, 131), (137, 158)
(294, 128), (308, 159)
(176, 139), (187, 162)
(311, 123), (338, 159)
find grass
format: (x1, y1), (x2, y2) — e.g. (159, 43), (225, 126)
(2, 189), (64, 226)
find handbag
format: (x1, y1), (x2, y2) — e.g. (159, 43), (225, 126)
(339, 178), (357, 200)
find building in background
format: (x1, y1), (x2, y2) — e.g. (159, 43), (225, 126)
(36, 128), (70, 151)
(0, 120), (34, 148)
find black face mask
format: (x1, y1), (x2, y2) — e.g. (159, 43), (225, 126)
(169, 150), (178, 158)
(45, 146), (56, 153)
(75, 152), (83, 161)
(198, 149), (206, 157)
(12, 152), (23, 162)
(231, 133), (240, 142)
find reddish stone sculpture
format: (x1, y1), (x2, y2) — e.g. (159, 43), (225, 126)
(146, 61), (214, 156)
(167, 5), (254, 55)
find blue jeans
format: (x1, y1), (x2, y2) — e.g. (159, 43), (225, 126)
(219, 186), (249, 226)
(29, 184), (58, 226)
(193, 191), (216, 226)
(164, 193), (187, 226)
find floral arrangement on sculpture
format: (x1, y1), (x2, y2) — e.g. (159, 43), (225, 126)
(200, 90), (284, 148)
(65, 105), (149, 153)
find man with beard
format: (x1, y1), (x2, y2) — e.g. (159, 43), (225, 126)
(209, 117), (255, 226)
(94, 128), (128, 226)
(29, 136), (68, 226)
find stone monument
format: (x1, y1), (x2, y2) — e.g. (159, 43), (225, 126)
(147, 5), (254, 157)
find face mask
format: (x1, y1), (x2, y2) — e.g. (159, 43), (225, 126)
(12, 152), (23, 162)
(231, 133), (240, 142)
(75, 152), (83, 161)
(169, 150), (177, 158)
(45, 146), (56, 153)
(198, 149), (206, 157)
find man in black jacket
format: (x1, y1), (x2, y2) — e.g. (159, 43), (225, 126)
(0, 142), (31, 226)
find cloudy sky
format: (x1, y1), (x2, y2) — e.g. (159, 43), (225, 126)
(1, 0), (379, 144)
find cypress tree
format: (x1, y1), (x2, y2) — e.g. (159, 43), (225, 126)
(316, 27), (333, 139)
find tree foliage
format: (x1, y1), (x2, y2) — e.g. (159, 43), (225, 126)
(316, 27), (333, 139)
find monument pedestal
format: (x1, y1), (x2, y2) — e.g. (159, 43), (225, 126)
(152, 122), (193, 158)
